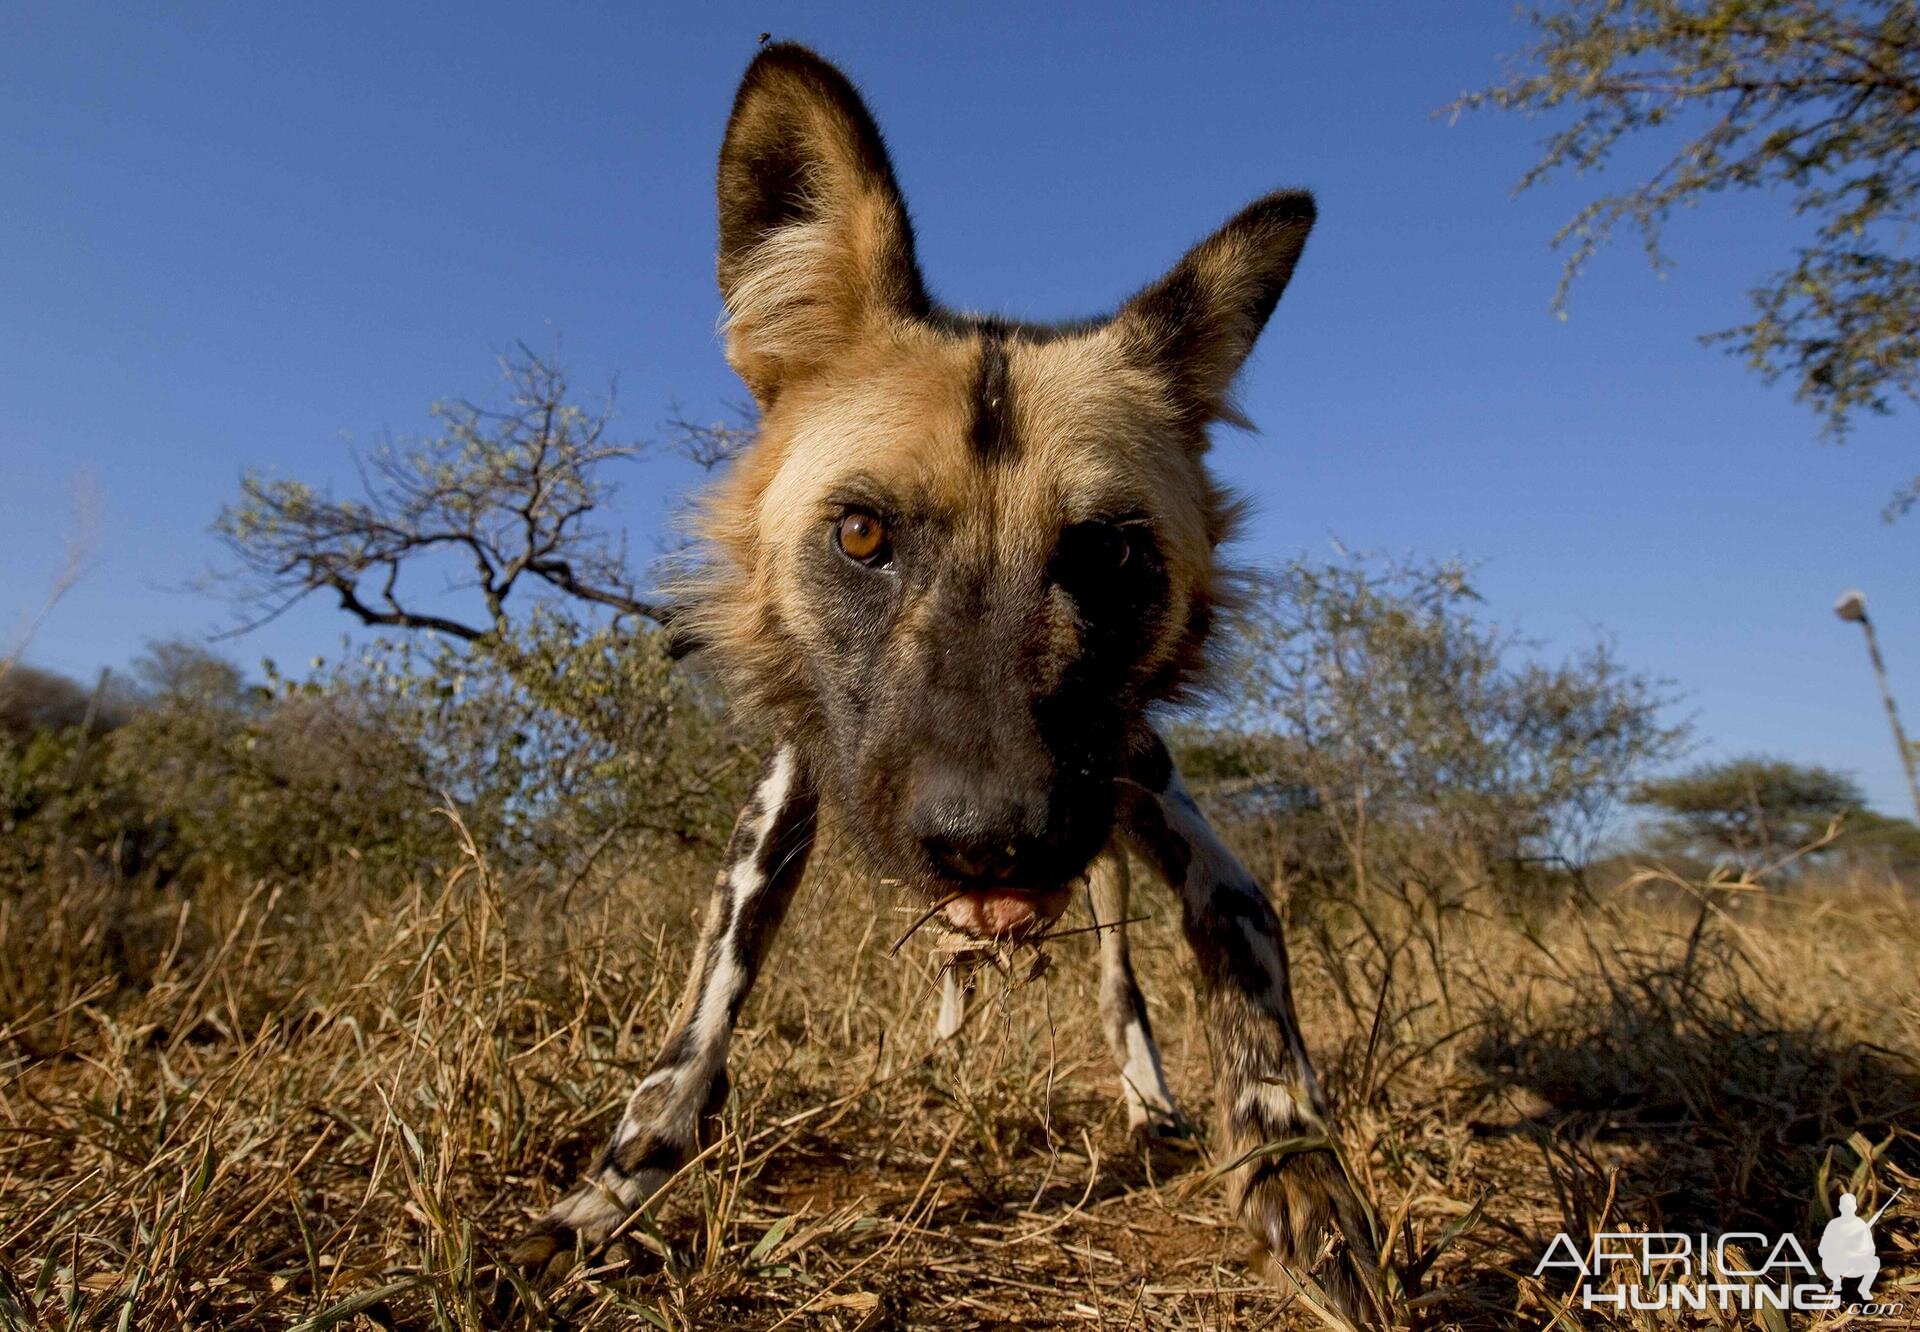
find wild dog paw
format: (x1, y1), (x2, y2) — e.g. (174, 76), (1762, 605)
(1236, 1144), (1386, 1327)
(507, 1165), (670, 1270)
(1127, 1101), (1194, 1142)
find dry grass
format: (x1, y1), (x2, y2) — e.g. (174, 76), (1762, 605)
(2, 821), (1915, 1330)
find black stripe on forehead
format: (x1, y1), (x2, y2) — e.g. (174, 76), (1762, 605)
(969, 324), (1015, 462)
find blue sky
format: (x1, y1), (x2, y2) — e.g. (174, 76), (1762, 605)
(4, 3), (1916, 813)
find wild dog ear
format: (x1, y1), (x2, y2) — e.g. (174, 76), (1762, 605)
(716, 44), (929, 405)
(1112, 190), (1316, 430)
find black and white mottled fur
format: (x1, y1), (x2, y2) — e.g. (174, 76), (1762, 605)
(513, 746), (815, 1264)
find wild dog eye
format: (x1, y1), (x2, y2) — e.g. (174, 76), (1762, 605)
(1054, 521), (1145, 587)
(1085, 525), (1131, 570)
(1052, 525), (1152, 606)
(835, 510), (890, 565)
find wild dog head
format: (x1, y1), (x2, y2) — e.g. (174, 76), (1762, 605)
(683, 44), (1314, 939)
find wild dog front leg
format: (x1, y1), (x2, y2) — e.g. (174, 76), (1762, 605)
(1121, 737), (1381, 1318)
(513, 744), (817, 1265)
(1087, 842), (1183, 1135)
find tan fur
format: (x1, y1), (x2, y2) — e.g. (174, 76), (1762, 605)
(693, 49), (1309, 735)
(680, 320), (1241, 733)
(721, 196), (917, 401)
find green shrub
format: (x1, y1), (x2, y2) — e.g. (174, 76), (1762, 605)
(1, 621), (748, 888)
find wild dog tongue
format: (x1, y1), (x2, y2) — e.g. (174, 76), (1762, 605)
(943, 884), (1072, 940)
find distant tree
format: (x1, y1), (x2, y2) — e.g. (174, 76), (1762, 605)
(1634, 755), (1864, 864)
(1205, 551), (1687, 891)
(1833, 804), (1920, 873)
(0, 664), (113, 740)
(1455, 0), (1920, 507)
(130, 640), (253, 711)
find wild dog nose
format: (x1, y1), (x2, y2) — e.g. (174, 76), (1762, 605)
(911, 787), (1049, 885)
(922, 832), (1021, 883)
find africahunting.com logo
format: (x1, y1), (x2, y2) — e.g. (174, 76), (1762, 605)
(1535, 1189), (1905, 1317)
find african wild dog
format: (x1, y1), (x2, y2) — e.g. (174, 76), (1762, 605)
(514, 43), (1380, 1316)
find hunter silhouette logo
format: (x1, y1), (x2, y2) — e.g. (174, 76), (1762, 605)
(1534, 1187), (1907, 1316)
(1820, 1189), (1898, 1301)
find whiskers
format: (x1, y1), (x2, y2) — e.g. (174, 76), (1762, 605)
(885, 890), (961, 957)
(1024, 912), (1148, 946)
(883, 874), (1149, 984)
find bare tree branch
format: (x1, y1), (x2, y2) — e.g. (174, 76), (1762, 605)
(665, 401), (758, 472)
(216, 348), (671, 644)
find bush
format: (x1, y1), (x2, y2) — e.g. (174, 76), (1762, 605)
(1, 623), (748, 888)
(1182, 550), (1687, 900)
